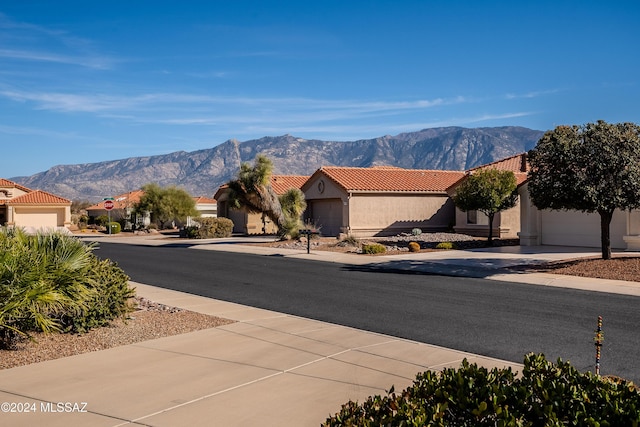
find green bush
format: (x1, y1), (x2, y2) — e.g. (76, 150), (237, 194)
(94, 215), (109, 226)
(435, 241), (456, 250)
(62, 257), (134, 333)
(362, 243), (386, 254)
(324, 353), (640, 426)
(408, 241), (421, 252)
(188, 217), (233, 239)
(0, 229), (134, 346)
(108, 222), (121, 234)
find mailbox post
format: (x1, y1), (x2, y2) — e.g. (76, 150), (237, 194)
(299, 229), (320, 254)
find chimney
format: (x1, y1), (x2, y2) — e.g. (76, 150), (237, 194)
(520, 153), (528, 172)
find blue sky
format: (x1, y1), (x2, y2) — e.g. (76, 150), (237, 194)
(1, 1), (639, 178)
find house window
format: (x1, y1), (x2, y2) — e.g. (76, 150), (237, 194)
(467, 210), (489, 225)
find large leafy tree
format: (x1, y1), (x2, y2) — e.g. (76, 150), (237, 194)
(227, 155), (285, 233)
(527, 120), (640, 259)
(452, 168), (518, 245)
(134, 183), (198, 228)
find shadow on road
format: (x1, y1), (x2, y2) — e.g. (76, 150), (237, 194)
(341, 259), (501, 278)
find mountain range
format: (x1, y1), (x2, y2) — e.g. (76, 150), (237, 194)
(12, 126), (544, 201)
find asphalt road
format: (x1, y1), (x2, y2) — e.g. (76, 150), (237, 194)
(94, 242), (640, 382)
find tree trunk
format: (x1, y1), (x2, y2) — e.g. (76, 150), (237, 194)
(598, 209), (613, 260)
(487, 213), (495, 246)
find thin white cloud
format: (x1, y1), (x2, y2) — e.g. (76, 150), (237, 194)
(0, 48), (113, 69)
(233, 112), (537, 137)
(0, 13), (116, 69)
(505, 89), (561, 99)
(0, 88), (470, 118)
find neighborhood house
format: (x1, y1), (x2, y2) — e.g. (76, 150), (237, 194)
(301, 166), (465, 237)
(215, 175), (309, 234)
(0, 178), (71, 233)
(87, 191), (218, 229)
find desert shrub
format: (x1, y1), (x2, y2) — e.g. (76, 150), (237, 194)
(108, 222), (121, 234)
(301, 219), (322, 238)
(411, 228), (422, 236)
(95, 215), (109, 227)
(362, 243), (386, 254)
(408, 241), (420, 252)
(435, 241), (456, 250)
(147, 223), (158, 230)
(280, 216), (303, 240)
(61, 256), (134, 333)
(181, 225), (199, 238)
(324, 353), (640, 426)
(0, 229), (134, 346)
(190, 217), (233, 239)
(338, 235), (359, 247)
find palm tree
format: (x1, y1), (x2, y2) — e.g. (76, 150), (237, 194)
(227, 155), (285, 232)
(0, 229), (92, 345)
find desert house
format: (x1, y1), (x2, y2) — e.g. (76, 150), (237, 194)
(86, 190), (147, 229)
(214, 175), (309, 235)
(0, 178), (71, 233)
(449, 154), (529, 239)
(300, 166), (466, 237)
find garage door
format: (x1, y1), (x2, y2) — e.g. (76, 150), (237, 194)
(540, 209), (626, 249)
(308, 199), (342, 237)
(14, 209), (60, 229)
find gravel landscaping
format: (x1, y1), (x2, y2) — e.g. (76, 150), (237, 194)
(0, 297), (234, 370)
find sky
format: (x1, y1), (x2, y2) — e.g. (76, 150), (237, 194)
(1, 1), (639, 178)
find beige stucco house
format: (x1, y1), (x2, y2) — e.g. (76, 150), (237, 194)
(301, 166), (466, 237)
(450, 154), (529, 239)
(0, 178), (71, 232)
(215, 175), (309, 234)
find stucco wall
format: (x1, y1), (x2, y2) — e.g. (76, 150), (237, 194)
(454, 202), (521, 238)
(348, 193), (454, 237)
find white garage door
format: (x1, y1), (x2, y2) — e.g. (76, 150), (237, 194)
(540, 209), (626, 249)
(308, 199), (342, 237)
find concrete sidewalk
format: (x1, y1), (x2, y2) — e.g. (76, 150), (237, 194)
(2, 235), (639, 426)
(0, 283), (522, 427)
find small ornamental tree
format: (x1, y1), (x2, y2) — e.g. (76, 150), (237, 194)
(452, 168), (518, 245)
(134, 183), (198, 228)
(528, 121), (640, 259)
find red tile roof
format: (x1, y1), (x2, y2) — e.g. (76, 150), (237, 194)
(8, 190), (71, 205)
(270, 175), (309, 194)
(309, 167), (466, 193)
(87, 190), (145, 210)
(193, 196), (217, 204)
(0, 178), (32, 193)
(469, 153), (529, 186)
